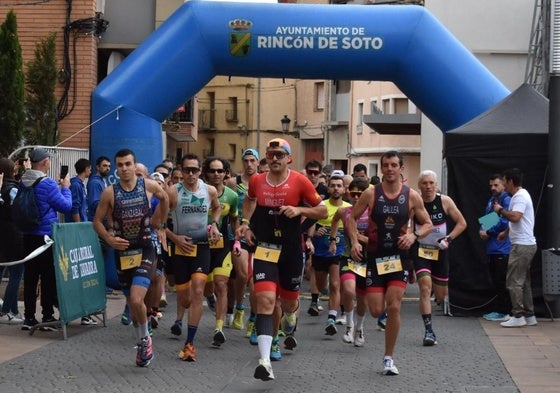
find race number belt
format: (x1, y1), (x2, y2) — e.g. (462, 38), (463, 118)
(348, 259), (367, 277)
(254, 242), (282, 263)
(119, 248), (142, 270)
(175, 244), (197, 257)
(209, 236), (224, 249)
(418, 245), (439, 260)
(375, 254), (403, 275)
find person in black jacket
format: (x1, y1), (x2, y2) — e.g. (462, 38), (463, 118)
(0, 158), (24, 324)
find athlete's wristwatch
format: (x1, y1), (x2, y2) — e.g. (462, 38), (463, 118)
(413, 230), (420, 239)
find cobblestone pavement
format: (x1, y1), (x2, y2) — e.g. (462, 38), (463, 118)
(0, 283), (519, 393)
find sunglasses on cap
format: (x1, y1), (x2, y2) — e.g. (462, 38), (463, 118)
(182, 166), (200, 174)
(207, 168), (225, 174)
(266, 151), (287, 160)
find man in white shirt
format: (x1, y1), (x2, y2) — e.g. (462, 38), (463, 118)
(493, 168), (537, 328)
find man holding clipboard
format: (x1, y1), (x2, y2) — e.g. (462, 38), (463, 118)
(478, 174), (511, 322)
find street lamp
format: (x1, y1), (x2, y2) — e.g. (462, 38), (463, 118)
(281, 115), (291, 133)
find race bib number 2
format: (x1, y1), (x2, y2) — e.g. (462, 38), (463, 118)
(375, 254), (403, 275)
(119, 249), (142, 270)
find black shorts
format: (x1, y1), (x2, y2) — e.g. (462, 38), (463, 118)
(365, 252), (409, 290)
(413, 244), (449, 284)
(253, 241), (304, 293)
(114, 245), (156, 290)
(172, 243), (211, 285)
(311, 254), (341, 272)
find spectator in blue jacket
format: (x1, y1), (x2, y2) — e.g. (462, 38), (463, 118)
(20, 148), (72, 331)
(86, 156), (111, 221)
(65, 158), (91, 223)
(479, 173), (512, 321)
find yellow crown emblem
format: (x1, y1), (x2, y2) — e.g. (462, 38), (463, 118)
(229, 19), (252, 31)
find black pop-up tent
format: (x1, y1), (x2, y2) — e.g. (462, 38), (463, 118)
(443, 84), (549, 315)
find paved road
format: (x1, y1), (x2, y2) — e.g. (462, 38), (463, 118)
(0, 283), (517, 393)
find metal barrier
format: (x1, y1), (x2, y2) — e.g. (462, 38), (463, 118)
(9, 145), (89, 179)
(542, 249), (560, 318)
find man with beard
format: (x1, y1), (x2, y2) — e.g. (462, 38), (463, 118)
(308, 175), (350, 336)
(237, 138), (327, 381)
(347, 150), (432, 376)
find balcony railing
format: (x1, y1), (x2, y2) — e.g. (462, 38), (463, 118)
(199, 109), (216, 130)
(225, 109), (238, 122)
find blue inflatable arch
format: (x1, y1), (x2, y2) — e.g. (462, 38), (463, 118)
(92, 1), (509, 170)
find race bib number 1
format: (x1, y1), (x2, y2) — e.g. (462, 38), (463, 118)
(255, 242), (282, 263)
(119, 249), (142, 270)
(375, 254), (403, 275)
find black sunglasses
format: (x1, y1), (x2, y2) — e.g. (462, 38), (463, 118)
(266, 151), (287, 160)
(208, 168), (225, 174)
(182, 166), (200, 174)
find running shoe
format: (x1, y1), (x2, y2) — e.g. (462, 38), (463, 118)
(335, 313), (347, 325)
(224, 313), (234, 328)
(270, 339), (282, 361)
(284, 334), (297, 350)
(40, 317), (60, 331)
(526, 315), (538, 326)
(159, 296), (168, 308)
(354, 328), (365, 347)
(483, 312), (509, 321)
(342, 325), (354, 344)
(377, 311), (387, 331)
(232, 307), (245, 330)
(280, 312), (297, 335)
(423, 330), (437, 346)
(307, 302), (320, 316)
(136, 336), (154, 367)
(81, 315), (98, 326)
(500, 316), (527, 327)
(178, 343), (196, 361)
(245, 318), (255, 338)
(171, 320), (182, 336)
(383, 357), (399, 376)
(212, 328), (226, 347)
(325, 318), (337, 336)
(21, 317), (39, 331)
(254, 358), (275, 381)
(0, 312), (23, 325)
(249, 324), (258, 345)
